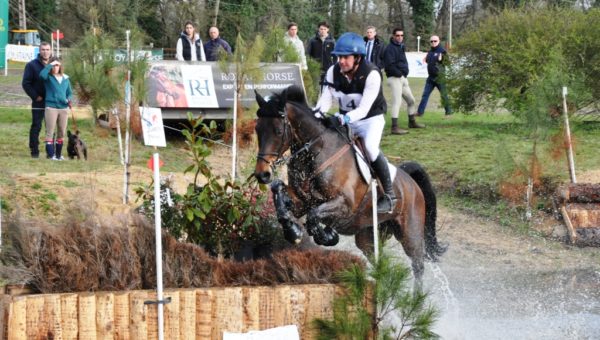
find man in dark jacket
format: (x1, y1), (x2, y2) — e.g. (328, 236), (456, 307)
(22, 42), (52, 158)
(204, 26), (232, 61)
(383, 28), (421, 134)
(364, 26), (385, 70)
(306, 21), (336, 90)
(417, 35), (452, 117)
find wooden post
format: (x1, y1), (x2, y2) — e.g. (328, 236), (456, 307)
(129, 291), (147, 339)
(562, 87), (577, 183)
(178, 290), (196, 339)
(60, 294), (79, 340)
(95, 293), (115, 339)
(560, 205), (577, 244)
(195, 289), (213, 339)
(78, 293), (97, 339)
(7, 296), (26, 339)
(113, 292), (130, 340)
(163, 290), (179, 340)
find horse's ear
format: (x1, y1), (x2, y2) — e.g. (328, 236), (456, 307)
(255, 89), (267, 108)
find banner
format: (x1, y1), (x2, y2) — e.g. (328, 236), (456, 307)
(406, 52), (428, 78)
(5, 44), (39, 62)
(146, 61), (303, 109)
(114, 49), (163, 63)
(0, 0), (7, 69)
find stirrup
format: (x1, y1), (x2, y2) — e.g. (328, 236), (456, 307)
(377, 194), (397, 214)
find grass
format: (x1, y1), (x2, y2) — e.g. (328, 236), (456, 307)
(1, 68), (599, 227)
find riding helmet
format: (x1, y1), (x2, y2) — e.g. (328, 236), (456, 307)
(332, 32), (366, 56)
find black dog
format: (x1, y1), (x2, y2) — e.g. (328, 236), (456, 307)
(67, 130), (88, 160)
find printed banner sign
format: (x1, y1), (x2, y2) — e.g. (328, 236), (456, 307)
(140, 106), (167, 147)
(406, 52), (428, 78)
(145, 61), (303, 109)
(5, 44), (38, 62)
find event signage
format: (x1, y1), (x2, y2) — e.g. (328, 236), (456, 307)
(406, 52), (428, 78)
(114, 49), (163, 63)
(0, 0), (8, 69)
(5, 44), (38, 62)
(145, 61), (303, 110)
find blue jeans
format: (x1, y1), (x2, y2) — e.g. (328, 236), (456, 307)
(417, 76), (452, 115)
(29, 103), (45, 155)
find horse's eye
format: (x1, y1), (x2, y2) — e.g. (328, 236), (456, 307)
(275, 127), (283, 136)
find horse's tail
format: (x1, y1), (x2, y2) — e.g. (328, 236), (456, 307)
(399, 161), (448, 261)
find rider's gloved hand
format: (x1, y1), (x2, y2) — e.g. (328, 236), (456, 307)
(312, 108), (324, 119)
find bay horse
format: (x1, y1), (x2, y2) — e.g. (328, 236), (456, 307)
(253, 85), (446, 287)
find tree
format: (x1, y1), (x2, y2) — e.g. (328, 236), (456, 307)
(449, 8), (597, 114)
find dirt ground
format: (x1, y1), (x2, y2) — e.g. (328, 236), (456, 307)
(6, 148), (599, 271)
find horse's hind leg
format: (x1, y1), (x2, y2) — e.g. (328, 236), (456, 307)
(355, 227), (374, 257)
(392, 219), (425, 293)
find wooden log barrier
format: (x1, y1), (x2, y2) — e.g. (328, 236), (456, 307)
(557, 183), (600, 247)
(0, 284), (368, 340)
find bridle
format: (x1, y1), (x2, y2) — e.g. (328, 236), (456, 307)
(256, 106), (322, 173)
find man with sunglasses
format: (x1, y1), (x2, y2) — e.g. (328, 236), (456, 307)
(383, 28), (421, 134)
(416, 35), (452, 118)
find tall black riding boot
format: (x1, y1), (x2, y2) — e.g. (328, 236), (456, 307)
(55, 142), (64, 160)
(45, 142), (55, 159)
(371, 153), (397, 213)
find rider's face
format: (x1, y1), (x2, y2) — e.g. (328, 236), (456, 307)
(338, 55), (357, 73)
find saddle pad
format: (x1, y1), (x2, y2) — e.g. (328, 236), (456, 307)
(353, 145), (397, 184)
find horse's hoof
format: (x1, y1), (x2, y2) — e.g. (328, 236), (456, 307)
(283, 224), (303, 245)
(321, 226), (339, 246)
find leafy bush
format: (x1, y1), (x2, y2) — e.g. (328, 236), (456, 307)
(136, 115), (275, 259)
(449, 8), (598, 115)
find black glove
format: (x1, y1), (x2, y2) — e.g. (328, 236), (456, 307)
(324, 115), (341, 128)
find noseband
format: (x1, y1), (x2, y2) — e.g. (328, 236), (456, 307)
(256, 106), (323, 173)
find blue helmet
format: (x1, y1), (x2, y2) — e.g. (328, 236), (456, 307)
(332, 32), (366, 56)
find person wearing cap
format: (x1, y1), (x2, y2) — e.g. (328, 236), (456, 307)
(313, 32), (396, 214)
(39, 57), (73, 160)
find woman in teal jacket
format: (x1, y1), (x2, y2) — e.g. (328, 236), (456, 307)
(39, 58), (72, 160)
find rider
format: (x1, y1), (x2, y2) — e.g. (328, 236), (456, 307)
(313, 32), (397, 213)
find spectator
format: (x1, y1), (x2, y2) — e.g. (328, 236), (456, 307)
(363, 26), (385, 70)
(22, 41), (52, 158)
(417, 35), (452, 118)
(204, 26), (232, 61)
(284, 22), (307, 70)
(306, 21), (336, 89)
(39, 58), (73, 160)
(383, 28), (422, 133)
(176, 21), (206, 61)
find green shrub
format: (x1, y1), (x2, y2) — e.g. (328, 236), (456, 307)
(450, 8), (598, 115)
(313, 246), (439, 339)
(136, 115), (274, 259)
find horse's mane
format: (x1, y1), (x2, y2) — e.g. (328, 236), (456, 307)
(285, 85), (307, 107)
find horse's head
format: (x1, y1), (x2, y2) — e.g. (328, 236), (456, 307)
(254, 88), (291, 184)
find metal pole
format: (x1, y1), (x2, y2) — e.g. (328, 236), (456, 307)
(448, 0), (453, 50)
(562, 86), (577, 183)
(417, 36), (421, 53)
(56, 30), (60, 58)
(153, 152), (165, 340)
(371, 181), (379, 260)
(231, 88), (238, 179)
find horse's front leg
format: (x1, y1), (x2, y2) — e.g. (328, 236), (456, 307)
(306, 196), (350, 246)
(271, 179), (304, 244)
